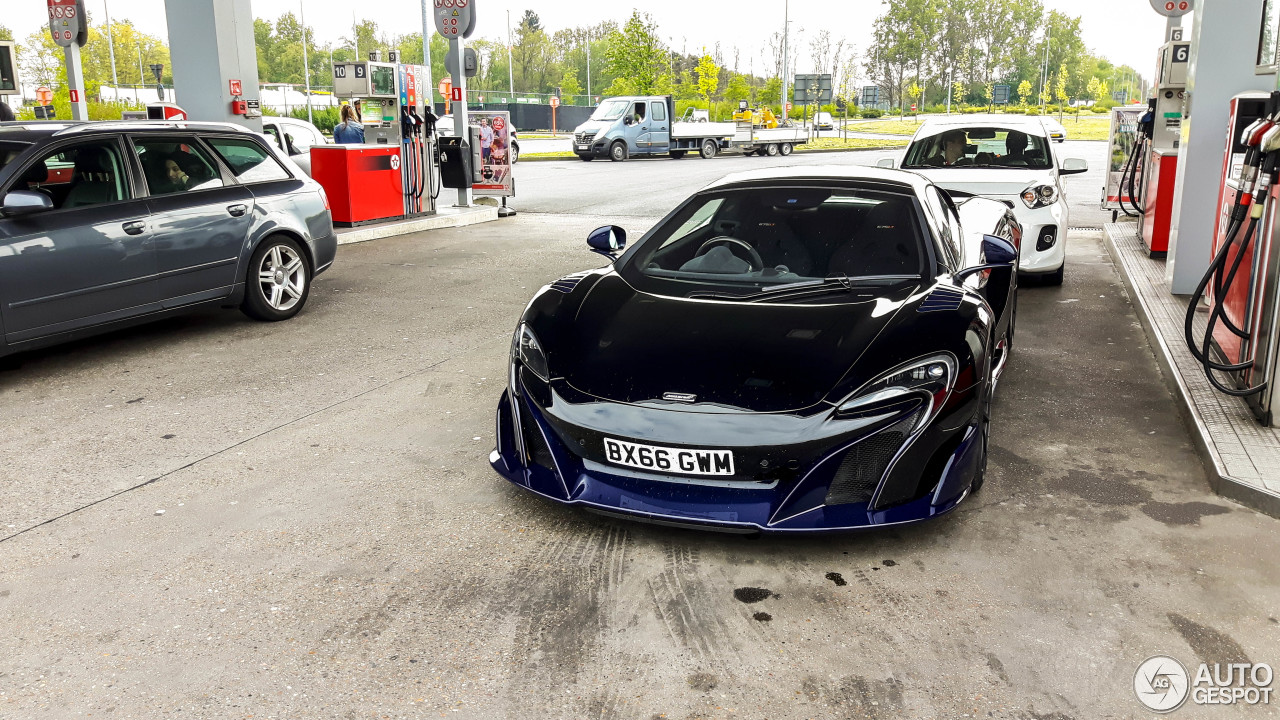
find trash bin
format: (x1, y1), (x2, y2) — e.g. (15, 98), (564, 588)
(438, 136), (473, 189)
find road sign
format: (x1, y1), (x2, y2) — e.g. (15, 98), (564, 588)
(36, 86), (54, 105)
(549, 96), (560, 109)
(69, 88), (79, 103)
(1150, 0), (1191, 16)
(451, 87), (463, 102)
(793, 73), (833, 103)
(785, 102), (792, 112)
(433, 0), (476, 39)
(992, 84), (1011, 104)
(861, 86), (880, 106)
(439, 78), (451, 97)
(229, 79), (242, 96)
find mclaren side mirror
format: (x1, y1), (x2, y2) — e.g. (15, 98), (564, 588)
(1060, 157), (1088, 175)
(876, 157), (896, 169)
(955, 234), (1018, 283)
(587, 225), (627, 258)
(1, 190), (55, 218)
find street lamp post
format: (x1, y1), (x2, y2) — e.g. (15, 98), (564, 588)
(300, 1), (313, 123)
(507, 10), (515, 102)
(104, 0), (119, 87)
(781, 0), (790, 122)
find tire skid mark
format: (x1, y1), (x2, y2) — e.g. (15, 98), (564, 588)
(498, 521), (632, 716)
(646, 540), (742, 678)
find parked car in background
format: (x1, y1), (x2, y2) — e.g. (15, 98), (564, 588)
(437, 115), (520, 164)
(1039, 116), (1067, 143)
(491, 166), (1021, 532)
(0, 120), (336, 358)
(261, 115), (329, 176)
(882, 115), (1087, 284)
(814, 111), (834, 131)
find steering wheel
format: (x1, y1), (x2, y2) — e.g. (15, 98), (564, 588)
(695, 236), (764, 271)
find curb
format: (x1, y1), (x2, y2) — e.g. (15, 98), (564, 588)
(1101, 225), (1280, 519)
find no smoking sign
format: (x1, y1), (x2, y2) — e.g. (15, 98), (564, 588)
(434, 0), (475, 39)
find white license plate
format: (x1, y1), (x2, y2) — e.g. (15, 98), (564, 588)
(578, 144), (590, 150)
(603, 437), (735, 476)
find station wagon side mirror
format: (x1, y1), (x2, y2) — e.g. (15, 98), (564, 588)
(955, 234), (1018, 283)
(1, 190), (55, 218)
(587, 225), (627, 259)
(1060, 158), (1088, 175)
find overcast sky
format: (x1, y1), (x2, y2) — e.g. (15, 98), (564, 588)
(9, 0), (1178, 82)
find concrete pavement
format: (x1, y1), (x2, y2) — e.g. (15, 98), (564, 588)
(1, 147), (1277, 719)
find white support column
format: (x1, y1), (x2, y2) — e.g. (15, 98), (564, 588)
(163, 0), (263, 130)
(1166, 0), (1274, 294)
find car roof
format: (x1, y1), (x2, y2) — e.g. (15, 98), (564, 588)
(702, 165), (931, 193)
(912, 114), (1050, 137)
(0, 120), (254, 143)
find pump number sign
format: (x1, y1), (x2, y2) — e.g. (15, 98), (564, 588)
(434, 0), (475, 39)
(47, 0), (87, 48)
(1149, 0), (1191, 17)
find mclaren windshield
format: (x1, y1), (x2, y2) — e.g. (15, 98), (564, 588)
(902, 126), (1053, 169)
(590, 100), (632, 121)
(618, 185), (925, 298)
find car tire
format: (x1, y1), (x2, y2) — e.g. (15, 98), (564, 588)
(241, 235), (311, 322)
(510, 142), (520, 164)
(765, 143), (779, 157)
(971, 376), (993, 494)
(779, 142), (793, 156)
(670, 150), (686, 159)
(700, 139), (718, 159)
(610, 141), (627, 162)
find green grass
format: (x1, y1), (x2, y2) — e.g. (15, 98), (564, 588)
(844, 112), (1113, 141)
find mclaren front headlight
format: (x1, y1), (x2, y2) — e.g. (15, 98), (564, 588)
(836, 353), (957, 425)
(1020, 183), (1058, 209)
(511, 323), (550, 382)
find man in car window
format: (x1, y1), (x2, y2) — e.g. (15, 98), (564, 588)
(1003, 130), (1029, 162)
(926, 130), (970, 167)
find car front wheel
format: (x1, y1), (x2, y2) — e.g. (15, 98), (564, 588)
(242, 236), (311, 321)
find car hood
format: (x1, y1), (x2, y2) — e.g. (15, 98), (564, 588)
(574, 120), (615, 135)
(548, 275), (917, 413)
(908, 168), (1053, 197)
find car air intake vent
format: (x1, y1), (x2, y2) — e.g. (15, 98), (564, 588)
(824, 411), (920, 505)
(918, 286), (965, 313)
(549, 271), (591, 294)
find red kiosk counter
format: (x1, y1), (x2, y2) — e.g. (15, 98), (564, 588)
(310, 144), (404, 226)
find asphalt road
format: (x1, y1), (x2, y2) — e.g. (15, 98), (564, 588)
(2, 144), (1278, 719)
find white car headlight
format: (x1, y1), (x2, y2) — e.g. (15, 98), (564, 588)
(1021, 184), (1057, 209)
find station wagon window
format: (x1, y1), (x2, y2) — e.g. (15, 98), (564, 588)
(204, 137), (291, 183)
(132, 136), (225, 196)
(0, 141), (29, 174)
(16, 140), (131, 210)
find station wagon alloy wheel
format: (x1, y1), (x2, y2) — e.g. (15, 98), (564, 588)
(259, 245), (306, 311)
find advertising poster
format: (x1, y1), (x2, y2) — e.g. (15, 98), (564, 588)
(468, 110), (514, 197)
(1103, 106), (1146, 209)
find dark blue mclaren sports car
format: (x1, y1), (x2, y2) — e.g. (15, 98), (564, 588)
(491, 166), (1021, 532)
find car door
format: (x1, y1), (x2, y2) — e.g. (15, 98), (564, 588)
(0, 135), (159, 344)
(646, 100), (670, 153)
(625, 100), (648, 152)
(129, 134), (254, 307)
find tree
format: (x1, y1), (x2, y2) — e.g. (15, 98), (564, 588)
(759, 76), (782, 105)
(724, 75), (750, 105)
(1017, 79), (1033, 106)
(558, 67), (583, 101)
(521, 11), (542, 33)
(983, 80), (994, 110)
(604, 11), (666, 95)
(1054, 63), (1069, 116)
(0, 24), (13, 41)
(513, 14), (554, 93)
(952, 79), (964, 108)
(907, 80), (922, 112)
(695, 50), (719, 114)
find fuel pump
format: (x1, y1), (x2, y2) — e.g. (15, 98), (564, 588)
(1184, 90), (1280, 423)
(1139, 39), (1190, 256)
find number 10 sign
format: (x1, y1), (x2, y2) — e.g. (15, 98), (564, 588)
(434, 0), (476, 40)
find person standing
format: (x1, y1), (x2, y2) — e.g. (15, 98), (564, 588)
(333, 104), (365, 144)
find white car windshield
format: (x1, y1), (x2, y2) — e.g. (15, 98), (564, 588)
(590, 100), (631, 121)
(903, 127), (1052, 170)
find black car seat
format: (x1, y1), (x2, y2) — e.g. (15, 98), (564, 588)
(826, 199), (918, 276)
(63, 147), (121, 208)
(748, 205), (814, 275)
(18, 159), (51, 198)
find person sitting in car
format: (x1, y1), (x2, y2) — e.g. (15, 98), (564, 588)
(925, 130), (971, 167)
(1002, 130), (1030, 164)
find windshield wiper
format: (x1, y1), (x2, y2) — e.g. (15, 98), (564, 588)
(688, 274), (918, 302)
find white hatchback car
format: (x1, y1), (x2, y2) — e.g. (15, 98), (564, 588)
(881, 116), (1087, 284)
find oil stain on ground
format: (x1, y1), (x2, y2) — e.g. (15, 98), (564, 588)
(825, 572), (847, 586)
(734, 587), (774, 603)
(1140, 501), (1230, 526)
(1168, 613), (1251, 664)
